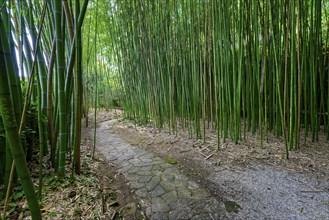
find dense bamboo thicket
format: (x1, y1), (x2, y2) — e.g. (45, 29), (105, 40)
(0, 1), (89, 218)
(109, 0), (329, 158)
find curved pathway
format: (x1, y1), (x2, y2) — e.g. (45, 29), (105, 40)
(94, 120), (227, 220)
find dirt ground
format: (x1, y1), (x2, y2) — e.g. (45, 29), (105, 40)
(78, 110), (144, 220)
(95, 110), (329, 219)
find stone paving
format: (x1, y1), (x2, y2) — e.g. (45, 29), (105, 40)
(95, 120), (227, 220)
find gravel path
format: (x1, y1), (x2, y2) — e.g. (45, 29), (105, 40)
(95, 120), (227, 219)
(94, 119), (329, 220)
(210, 164), (329, 220)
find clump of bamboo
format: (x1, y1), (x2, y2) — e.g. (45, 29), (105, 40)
(0, 0), (89, 218)
(109, 0), (329, 158)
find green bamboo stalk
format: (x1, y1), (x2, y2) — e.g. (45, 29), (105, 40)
(92, 0), (99, 159)
(54, 0), (67, 177)
(3, 0), (48, 214)
(48, 36), (56, 166)
(0, 14), (41, 219)
(72, 0), (87, 175)
(0, 115), (5, 187)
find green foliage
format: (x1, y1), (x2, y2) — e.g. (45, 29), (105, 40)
(12, 191), (25, 200)
(164, 157), (177, 165)
(19, 81), (39, 148)
(81, 177), (95, 186)
(224, 201), (241, 213)
(49, 211), (57, 217)
(20, 99), (39, 161)
(45, 175), (74, 190)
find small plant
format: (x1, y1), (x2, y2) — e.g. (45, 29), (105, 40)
(164, 157), (177, 164)
(49, 211), (57, 217)
(224, 201), (241, 213)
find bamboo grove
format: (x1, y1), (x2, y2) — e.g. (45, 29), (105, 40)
(107, 0), (329, 157)
(0, 0), (89, 219)
(1, 0), (329, 219)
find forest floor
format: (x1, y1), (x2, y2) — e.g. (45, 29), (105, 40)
(1, 110), (143, 220)
(4, 109), (328, 219)
(90, 110), (329, 219)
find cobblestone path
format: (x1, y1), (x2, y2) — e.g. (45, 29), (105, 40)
(95, 120), (227, 220)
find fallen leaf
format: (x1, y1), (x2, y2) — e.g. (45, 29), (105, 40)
(41, 203), (53, 212)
